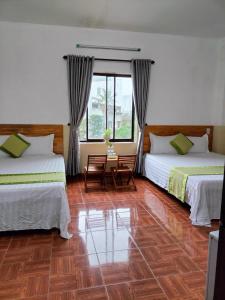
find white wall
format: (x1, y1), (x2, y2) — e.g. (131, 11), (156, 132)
(211, 38), (225, 125)
(0, 21), (219, 126)
(211, 38), (225, 155)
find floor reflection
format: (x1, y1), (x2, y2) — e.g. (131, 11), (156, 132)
(0, 177), (218, 299)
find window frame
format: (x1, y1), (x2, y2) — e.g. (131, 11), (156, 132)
(80, 73), (135, 143)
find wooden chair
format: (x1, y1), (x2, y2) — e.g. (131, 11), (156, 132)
(83, 155), (107, 192)
(111, 155), (137, 190)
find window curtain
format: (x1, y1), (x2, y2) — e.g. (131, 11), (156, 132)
(131, 59), (152, 174)
(66, 55), (94, 176)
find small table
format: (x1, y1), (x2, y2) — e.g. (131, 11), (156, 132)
(107, 155), (118, 162)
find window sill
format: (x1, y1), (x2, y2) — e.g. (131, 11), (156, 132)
(80, 141), (136, 145)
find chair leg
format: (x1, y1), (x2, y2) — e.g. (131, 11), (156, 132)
(127, 173), (131, 185)
(102, 174), (107, 191)
(131, 174), (137, 191)
(112, 171), (117, 190)
(84, 171), (88, 193)
(119, 174), (123, 186)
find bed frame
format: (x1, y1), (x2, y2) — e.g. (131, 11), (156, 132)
(0, 124), (63, 155)
(144, 125), (214, 154)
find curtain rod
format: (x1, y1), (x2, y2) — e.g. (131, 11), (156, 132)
(63, 56), (155, 64)
(76, 44), (141, 52)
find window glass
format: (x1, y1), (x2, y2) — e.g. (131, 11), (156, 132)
(79, 74), (134, 142)
(115, 77), (133, 140)
(88, 76), (106, 139)
(107, 76), (114, 136)
(79, 115), (86, 141)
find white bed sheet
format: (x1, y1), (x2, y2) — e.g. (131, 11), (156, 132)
(0, 155), (72, 239)
(144, 152), (224, 226)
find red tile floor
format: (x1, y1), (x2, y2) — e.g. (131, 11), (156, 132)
(0, 177), (219, 300)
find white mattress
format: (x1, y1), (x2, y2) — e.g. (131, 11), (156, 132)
(144, 152), (224, 226)
(0, 155), (72, 239)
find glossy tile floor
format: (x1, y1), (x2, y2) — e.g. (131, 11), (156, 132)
(0, 177), (219, 300)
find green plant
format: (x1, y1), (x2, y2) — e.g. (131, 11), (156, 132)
(115, 124), (131, 139)
(89, 114), (104, 138)
(103, 129), (112, 147)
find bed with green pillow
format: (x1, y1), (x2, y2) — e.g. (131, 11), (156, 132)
(0, 135), (71, 239)
(144, 132), (225, 226)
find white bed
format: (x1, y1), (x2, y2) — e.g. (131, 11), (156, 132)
(0, 154), (72, 239)
(144, 152), (224, 226)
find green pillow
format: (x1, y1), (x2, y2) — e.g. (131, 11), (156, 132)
(170, 133), (193, 155)
(0, 134), (30, 158)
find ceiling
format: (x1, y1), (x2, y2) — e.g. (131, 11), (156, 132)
(0, 0), (225, 38)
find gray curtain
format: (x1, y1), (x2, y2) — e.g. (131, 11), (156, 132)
(131, 59), (152, 174)
(67, 55), (94, 176)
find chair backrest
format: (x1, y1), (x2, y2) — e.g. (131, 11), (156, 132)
(117, 155), (136, 172)
(87, 154), (107, 169)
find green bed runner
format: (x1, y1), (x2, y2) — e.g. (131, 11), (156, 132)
(0, 172), (66, 185)
(168, 166), (224, 202)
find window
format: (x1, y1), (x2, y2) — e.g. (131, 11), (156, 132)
(79, 73), (134, 142)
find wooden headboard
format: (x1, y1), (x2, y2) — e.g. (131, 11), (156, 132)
(0, 124), (64, 155)
(144, 125), (214, 154)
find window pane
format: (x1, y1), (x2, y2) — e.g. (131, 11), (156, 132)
(80, 74), (134, 142)
(107, 77), (114, 137)
(79, 115), (86, 140)
(115, 77), (133, 139)
(88, 76), (106, 139)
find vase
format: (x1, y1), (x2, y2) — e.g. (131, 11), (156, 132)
(107, 144), (116, 157)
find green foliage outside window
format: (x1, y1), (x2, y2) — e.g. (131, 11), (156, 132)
(79, 74), (134, 141)
(89, 114), (104, 139)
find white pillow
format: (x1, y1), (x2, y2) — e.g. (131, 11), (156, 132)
(0, 135), (10, 157)
(149, 133), (177, 154)
(188, 134), (209, 153)
(18, 133), (54, 155)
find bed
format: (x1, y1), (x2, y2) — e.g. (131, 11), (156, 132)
(143, 125), (224, 226)
(0, 124), (72, 239)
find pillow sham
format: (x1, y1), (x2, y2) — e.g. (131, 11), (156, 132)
(18, 133), (54, 155)
(170, 133), (193, 155)
(149, 133), (177, 154)
(187, 134), (209, 153)
(0, 134), (30, 158)
(0, 135), (10, 157)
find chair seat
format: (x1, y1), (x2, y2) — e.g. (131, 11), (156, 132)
(111, 166), (132, 173)
(84, 165), (105, 173)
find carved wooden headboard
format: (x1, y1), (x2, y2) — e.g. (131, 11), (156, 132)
(0, 124), (64, 155)
(144, 125), (214, 154)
